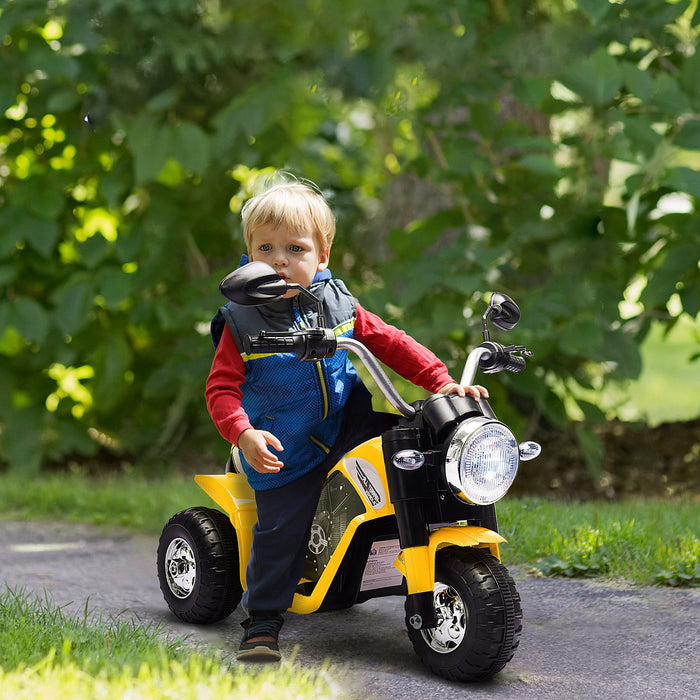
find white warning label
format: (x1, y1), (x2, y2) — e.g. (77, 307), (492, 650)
(360, 538), (403, 592)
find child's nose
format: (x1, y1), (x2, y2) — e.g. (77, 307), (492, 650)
(272, 250), (287, 267)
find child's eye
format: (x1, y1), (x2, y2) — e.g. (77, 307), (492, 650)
(289, 245), (303, 253)
(259, 244), (272, 252)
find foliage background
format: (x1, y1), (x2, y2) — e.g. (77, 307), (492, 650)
(0, 0), (698, 476)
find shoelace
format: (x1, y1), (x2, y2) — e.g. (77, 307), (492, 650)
(243, 615), (283, 639)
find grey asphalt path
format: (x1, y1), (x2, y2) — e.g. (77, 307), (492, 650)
(1, 520), (698, 699)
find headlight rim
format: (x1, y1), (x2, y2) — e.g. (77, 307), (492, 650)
(444, 416), (519, 505)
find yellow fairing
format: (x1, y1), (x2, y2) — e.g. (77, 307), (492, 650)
(291, 437), (396, 613)
(194, 473), (256, 588)
(394, 526), (506, 594)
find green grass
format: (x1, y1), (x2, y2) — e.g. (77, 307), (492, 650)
(0, 586), (346, 699)
(0, 472), (204, 534)
(499, 497), (700, 587)
(1, 472), (697, 587)
(0, 586), (192, 675)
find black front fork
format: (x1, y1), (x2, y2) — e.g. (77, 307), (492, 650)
(382, 427), (438, 630)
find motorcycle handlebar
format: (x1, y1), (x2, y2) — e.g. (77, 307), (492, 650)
(244, 328), (337, 362)
(476, 341), (529, 375)
(243, 331), (531, 419)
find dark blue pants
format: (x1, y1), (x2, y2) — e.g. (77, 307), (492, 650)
(241, 386), (398, 612)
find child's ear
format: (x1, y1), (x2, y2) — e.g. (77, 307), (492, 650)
(317, 249), (330, 271)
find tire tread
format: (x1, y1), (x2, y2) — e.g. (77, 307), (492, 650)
(157, 506), (241, 624)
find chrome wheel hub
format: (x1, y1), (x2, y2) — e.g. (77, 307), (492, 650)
(164, 537), (196, 599)
(420, 582), (467, 653)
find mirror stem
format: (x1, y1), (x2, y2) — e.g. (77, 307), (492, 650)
(481, 312), (491, 342)
(288, 284), (327, 328)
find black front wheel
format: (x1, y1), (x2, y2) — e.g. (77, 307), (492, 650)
(157, 507), (241, 624)
(406, 547), (522, 682)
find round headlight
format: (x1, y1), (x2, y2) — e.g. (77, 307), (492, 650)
(444, 417), (519, 505)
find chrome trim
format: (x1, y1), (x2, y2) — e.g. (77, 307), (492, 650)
(337, 337), (416, 418)
(444, 416), (519, 505)
(420, 582), (468, 653)
(392, 449), (425, 470)
(459, 346), (492, 386)
(518, 440), (542, 461)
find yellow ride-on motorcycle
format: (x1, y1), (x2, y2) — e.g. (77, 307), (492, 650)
(157, 262), (541, 681)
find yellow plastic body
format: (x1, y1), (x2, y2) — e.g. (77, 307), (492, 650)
(194, 436), (507, 614)
(394, 527), (505, 594)
(194, 473), (256, 587)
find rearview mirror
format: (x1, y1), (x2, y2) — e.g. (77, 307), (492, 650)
(219, 262), (289, 306)
(218, 261), (328, 327)
(488, 292), (520, 331)
(481, 292), (520, 341)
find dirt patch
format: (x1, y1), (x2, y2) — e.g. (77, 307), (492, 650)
(512, 418), (700, 500)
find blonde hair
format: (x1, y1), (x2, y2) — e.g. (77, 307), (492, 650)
(241, 182), (336, 252)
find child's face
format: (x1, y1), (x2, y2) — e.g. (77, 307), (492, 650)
(248, 224), (330, 297)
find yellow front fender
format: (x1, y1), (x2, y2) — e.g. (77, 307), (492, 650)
(394, 526), (506, 595)
(194, 473), (256, 588)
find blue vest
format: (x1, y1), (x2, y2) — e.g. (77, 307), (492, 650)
(212, 278), (362, 490)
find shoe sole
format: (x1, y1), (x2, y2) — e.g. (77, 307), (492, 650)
(236, 645), (282, 663)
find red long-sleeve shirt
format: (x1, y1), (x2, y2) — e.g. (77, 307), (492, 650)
(205, 302), (454, 446)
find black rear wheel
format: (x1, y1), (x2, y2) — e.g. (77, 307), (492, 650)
(406, 547), (522, 682)
(157, 507), (241, 624)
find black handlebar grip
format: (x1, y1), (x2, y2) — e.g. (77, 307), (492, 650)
(505, 354), (526, 373)
(244, 329), (337, 361)
(478, 341), (527, 374)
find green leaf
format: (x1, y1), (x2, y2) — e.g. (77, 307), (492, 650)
(680, 286), (699, 317)
(8, 297), (50, 344)
(576, 0), (612, 26)
(562, 48), (623, 105)
(97, 268), (132, 310)
(146, 88), (180, 113)
(126, 114), (172, 186)
(604, 329), (642, 378)
(44, 417), (99, 461)
(25, 219), (61, 257)
(92, 334), (133, 413)
(516, 154), (560, 177)
(667, 168), (700, 198)
(650, 74), (691, 115)
(79, 234), (111, 269)
(51, 277), (93, 336)
(0, 264), (16, 286)
(680, 51), (700, 105)
(0, 82), (17, 112)
(622, 114), (662, 158)
(622, 64), (656, 102)
(575, 426), (604, 481)
(512, 75), (552, 109)
(576, 400), (607, 425)
(47, 89), (80, 113)
(0, 407), (45, 474)
(675, 120), (700, 151)
(0, 209), (60, 258)
(558, 317), (605, 358)
(171, 122), (210, 175)
(211, 76), (293, 151)
(641, 243), (700, 309)
(28, 187), (65, 220)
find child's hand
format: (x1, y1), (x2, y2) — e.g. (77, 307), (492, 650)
(438, 382), (489, 401)
(238, 429), (284, 473)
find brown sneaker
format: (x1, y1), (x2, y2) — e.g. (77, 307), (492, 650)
(236, 612), (283, 662)
(237, 635), (281, 662)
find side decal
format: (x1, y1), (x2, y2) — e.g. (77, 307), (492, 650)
(344, 458), (386, 510)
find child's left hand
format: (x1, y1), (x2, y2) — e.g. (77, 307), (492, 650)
(438, 382), (489, 401)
